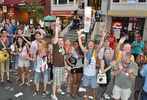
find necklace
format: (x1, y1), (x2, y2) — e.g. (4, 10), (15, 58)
(122, 60), (132, 73)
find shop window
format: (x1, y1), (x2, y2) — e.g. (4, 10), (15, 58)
(113, 0), (120, 2)
(53, 0), (57, 5)
(59, 0), (67, 4)
(138, 0), (146, 2)
(69, 0), (74, 4)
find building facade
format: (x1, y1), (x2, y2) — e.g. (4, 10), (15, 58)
(107, 0), (147, 42)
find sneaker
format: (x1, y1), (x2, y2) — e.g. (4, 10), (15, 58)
(51, 95), (58, 100)
(104, 93), (110, 99)
(57, 89), (65, 95)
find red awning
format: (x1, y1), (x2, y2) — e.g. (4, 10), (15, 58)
(1, 0), (43, 7)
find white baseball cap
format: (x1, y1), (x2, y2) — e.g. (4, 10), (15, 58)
(80, 34), (86, 37)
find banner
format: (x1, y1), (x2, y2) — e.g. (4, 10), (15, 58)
(84, 7), (91, 33)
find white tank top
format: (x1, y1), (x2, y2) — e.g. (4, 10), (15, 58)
(84, 56), (96, 76)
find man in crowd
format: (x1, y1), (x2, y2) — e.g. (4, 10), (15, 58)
(112, 51), (138, 100)
(51, 18), (65, 100)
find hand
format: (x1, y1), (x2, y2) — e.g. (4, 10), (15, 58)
(128, 68), (135, 74)
(119, 36), (126, 44)
(56, 17), (60, 26)
(71, 64), (75, 68)
(110, 60), (116, 67)
(2, 48), (6, 51)
(25, 54), (29, 60)
(77, 29), (84, 36)
(118, 62), (123, 70)
(102, 31), (107, 37)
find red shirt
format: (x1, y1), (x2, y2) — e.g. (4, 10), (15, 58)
(107, 34), (116, 50)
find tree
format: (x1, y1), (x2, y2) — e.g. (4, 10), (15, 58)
(21, 0), (44, 24)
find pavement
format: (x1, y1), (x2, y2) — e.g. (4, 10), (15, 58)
(0, 62), (114, 100)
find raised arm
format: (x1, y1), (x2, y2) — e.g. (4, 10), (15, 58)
(95, 32), (106, 55)
(77, 29), (86, 53)
(21, 35), (31, 45)
(116, 36), (126, 53)
(53, 17), (60, 44)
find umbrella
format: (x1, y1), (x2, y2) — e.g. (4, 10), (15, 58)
(44, 16), (56, 22)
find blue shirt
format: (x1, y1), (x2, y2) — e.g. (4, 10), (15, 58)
(132, 41), (144, 54)
(140, 64), (147, 92)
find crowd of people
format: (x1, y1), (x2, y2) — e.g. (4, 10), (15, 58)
(0, 17), (147, 100)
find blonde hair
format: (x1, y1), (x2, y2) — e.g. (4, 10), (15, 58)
(38, 40), (48, 49)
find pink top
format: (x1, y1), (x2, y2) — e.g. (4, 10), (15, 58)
(30, 40), (38, 58)
(18, 46), (28, 61)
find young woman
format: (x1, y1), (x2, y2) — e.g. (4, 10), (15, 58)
(66, 40), (83, 98)
(27, 40), (49, 98)
(16, 36), (30, 87)
(78, 29), (106, 100)
(99, 49), (116, 100)
(64, 38), (73, 92)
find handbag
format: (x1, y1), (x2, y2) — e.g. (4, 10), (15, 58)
(0, 39), (9, 63)
(68, 56), (77, 65)
(97, 69), (107, 84)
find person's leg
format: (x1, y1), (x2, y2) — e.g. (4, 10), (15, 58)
(17, 69), (21, 79)
(92, 88), (96, 100)
(25, 67), (30, 86)
(50, 64), (53, 81)
(52, 67), (57, 96)
(134, 90), (140, 100)
(85, 86), (90, 100)
(19, 67), (25, 86)
(66, 70), (71, 91)
(6, 59), (10, 81)
(72, 74), (77, 98)
(0, 61), (5, 82)
(33, 72), (41, 96)
(77, 73), (83, 96)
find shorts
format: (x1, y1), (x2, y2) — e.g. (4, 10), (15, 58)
(140, 89), (147, 100)
(134, 76), (145, 91)
(34, 69), (49, 84)
(112, 85), (131, 100)
(15, 56), (19, 69)
(33, 62), (37, 71)
(18, 60), (30, 67)
(53, 66), (65, 86)
(71, 67), (83, 74)
(82, 75), (98, 89)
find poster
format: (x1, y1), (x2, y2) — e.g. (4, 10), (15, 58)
(114, 29), (121, 39)
(84, 7), (91, 33)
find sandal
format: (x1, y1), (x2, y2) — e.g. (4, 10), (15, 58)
(42, 91), (46, 98)
(33, 91), (39, 96)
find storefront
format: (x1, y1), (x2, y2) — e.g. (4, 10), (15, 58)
(51, 10), (75, 30)
(111, 17), (145, 43)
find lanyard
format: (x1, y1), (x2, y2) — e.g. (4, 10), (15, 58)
(1, 37), (9, 46)
(104, 57), (110, 67)
(86, 49), (95, 60)
(38, 49), (47, 59)
(122, 60), (132, 69)
(135, 41), (141, 46)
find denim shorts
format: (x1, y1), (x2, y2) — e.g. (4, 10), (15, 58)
(33, 62), (37, 71)
(34, 69), (49, 84)
(140, 89), (147, 100)
(82, 74), (98, 89)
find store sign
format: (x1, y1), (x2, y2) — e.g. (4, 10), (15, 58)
(3, 6), (7, 13)
(84, 7), (91, 33)
(52, 10), (74, 15)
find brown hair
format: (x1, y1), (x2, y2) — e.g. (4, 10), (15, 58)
(86, 40), (95, 49)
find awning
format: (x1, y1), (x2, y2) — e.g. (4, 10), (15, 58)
(108, 10), (147, 17)
(0, 0), (43, 7)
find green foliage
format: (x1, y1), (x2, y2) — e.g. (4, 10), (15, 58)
(22, 0), (44, 13)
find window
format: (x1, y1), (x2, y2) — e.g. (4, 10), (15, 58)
(138, 0), (146, 2)
(59, 0), (67, 4)
(113, 0), (120, 2)
(69, 0), (74, 4)
(53, 0), (57, 5)
(122, 0), (136, 3)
